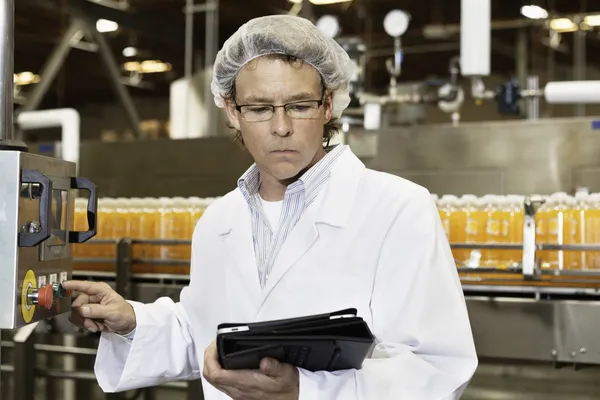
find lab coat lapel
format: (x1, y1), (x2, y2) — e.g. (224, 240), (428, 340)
(257, 149), (366, 310)
(223, 204), (261, 306)
(259, 209), (319, 303)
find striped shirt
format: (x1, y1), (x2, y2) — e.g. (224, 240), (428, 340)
(238, 144), (347, 288)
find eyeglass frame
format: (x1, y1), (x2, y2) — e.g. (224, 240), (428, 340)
(233, 88), (328, 122)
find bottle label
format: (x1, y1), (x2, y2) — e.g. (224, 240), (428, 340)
(549, 218), (558, 236)
(502, 220), (510, 237)
(536, 220), (546, 235)
(486, 219), (500, 236)
(466, 218), (478, 235)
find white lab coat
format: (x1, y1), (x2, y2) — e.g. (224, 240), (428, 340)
(94, 149), (478, 399)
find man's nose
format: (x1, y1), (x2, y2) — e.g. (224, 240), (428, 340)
(271, 107), (293, 137)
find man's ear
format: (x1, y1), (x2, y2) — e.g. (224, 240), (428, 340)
(224, 99), (241, 131)
(323, 91), (334, 123)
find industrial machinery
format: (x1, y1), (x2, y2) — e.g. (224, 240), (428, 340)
(0, 0), (98, 397)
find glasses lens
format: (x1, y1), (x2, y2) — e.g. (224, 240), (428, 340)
(241, 106), (273, 122)
(286, 101), (320, 119)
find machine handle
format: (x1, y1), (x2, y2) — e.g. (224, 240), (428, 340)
(18, 170), (53, 247)
(68, 177), (98, 244)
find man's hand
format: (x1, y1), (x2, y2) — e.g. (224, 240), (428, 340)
(61, 280), (136, 334)
(203, 341), (299, 400)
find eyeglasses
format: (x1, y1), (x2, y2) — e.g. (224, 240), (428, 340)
(235, 99), (324, 123)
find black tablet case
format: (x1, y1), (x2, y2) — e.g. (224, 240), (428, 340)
(216, 308), (375, 372)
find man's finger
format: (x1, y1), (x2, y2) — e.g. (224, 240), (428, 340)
(259, 357), (283, 377)
(203, 342), (223, 383)
(71, 293), (90, 308)
(62, 280), (110, 296)
(83, 318), (102, 333)
(77, 303), (110, 319)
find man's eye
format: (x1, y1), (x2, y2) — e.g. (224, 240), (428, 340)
(247, 107), (271, 114)
(288, 105), (310, 112)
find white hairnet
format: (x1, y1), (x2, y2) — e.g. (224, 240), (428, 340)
(211, 15), (355, 119)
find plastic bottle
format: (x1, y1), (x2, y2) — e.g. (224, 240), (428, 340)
(505, 195), (524, 268)
(586, 194), (600, 269)
(157, 197), (174, 262)
(461, 195), (485, 268)
(439, 195), (457, 240)
(450, 197), (465, 264)
(482, 195), (500, 267)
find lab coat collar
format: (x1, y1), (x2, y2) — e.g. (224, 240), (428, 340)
(257, 149), (365, 309)
(216, 148), (365, 235)
(313, 148), (365, 228)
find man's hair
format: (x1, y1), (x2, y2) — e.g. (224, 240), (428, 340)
(222, 54), (339, 148)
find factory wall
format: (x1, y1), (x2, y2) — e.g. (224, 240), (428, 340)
(78, 117), (600, 199)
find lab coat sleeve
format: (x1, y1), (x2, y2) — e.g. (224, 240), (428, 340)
(94, 218), (209, 392)
(94, 293), (201, 392)
(298, 187), (478, 400)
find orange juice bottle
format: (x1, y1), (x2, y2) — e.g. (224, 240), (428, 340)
(461, 195), (485, 268)
(586, 194), (600, 269)
(505, 195), (524, 268)
(548, 193), (570, 270)
(72, 198), (88, 264)
(451, 197), (466, 265)
(535, 196), (550, 269)
(113, 198), (129, 243)
(482, 195), (500, 267)
(564, 195), (580, 270)
(573, 192), (589, 269)
(144, 198), (161, 264)
(128, 198), (143, 262)
(496, 196), (510, 268)
(439, 195), (457, 240)
(157, 197), (174, 262)
(171, 197), (192, 260)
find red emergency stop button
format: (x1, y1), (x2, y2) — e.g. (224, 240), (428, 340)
(37, 285), (54, 310)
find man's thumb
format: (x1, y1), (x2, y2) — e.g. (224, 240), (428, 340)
(260, 358), (281, 376)
(79, 304), (104, 319)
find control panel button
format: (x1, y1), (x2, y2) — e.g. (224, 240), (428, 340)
(36, 285), (54, 310)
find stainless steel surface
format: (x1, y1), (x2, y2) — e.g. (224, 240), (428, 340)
(0, 151), (77, 329)
(79, 136), (253, 198)
(0, 0), (14, 141)
(573, 17), (586, 117)
(466, 297), (600, 364)
(0, 151), (21, 329)
(13, 323), (37, 400)
(526, 76), (540, 120)
(78, 117), (600, 198)
(522, 198), (537, 277)
(356, 117), (600, 196)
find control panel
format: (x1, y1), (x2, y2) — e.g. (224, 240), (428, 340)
(0, 150), (97, 329)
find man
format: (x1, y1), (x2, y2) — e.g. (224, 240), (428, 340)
(63, 14), (478, 400)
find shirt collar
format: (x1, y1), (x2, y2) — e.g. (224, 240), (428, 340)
(237, 144), (347, 204)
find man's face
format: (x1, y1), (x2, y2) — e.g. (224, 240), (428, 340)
(224, 57), (333, 182)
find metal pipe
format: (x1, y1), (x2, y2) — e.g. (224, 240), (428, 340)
(204, 0), (219, 137)
(185, 0), (194, 80)
(573, 16), (586, 117)
(0, 0), (14, 141)
(526, 76), (539, 120)
(516, 27), (528, 90)
(20, 21), (82, 113)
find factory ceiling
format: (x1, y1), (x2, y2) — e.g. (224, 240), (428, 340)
(14, 0), (600, 109)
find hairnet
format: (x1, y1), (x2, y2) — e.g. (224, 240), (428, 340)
(211, 15), (355, 119)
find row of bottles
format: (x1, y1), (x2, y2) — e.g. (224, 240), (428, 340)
(433, 192), (600, 270)
(73, 197), (218, 267)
